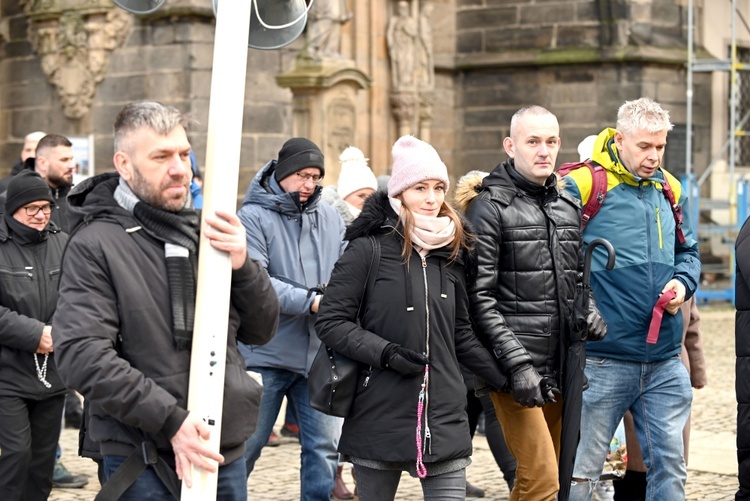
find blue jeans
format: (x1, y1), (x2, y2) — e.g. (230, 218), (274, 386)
(353, 464), (466, 501)
(103, 454), (247, 501)
(244, 367), (340, 500)
(569, 355), (692, 501)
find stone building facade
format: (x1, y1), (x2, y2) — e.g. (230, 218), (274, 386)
(0, 0), (726, 197)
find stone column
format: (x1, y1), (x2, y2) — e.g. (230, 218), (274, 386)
(276, 58), (371, 185)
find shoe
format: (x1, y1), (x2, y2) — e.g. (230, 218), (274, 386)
(52, 461), (89, 489)
(280, 423), (299, 439)
(265, 431), (281, 447)
(466, 481), (485, 498)
(332, 465), (354, 500)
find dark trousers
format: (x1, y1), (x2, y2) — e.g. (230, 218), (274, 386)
(0, 394), (65, 501)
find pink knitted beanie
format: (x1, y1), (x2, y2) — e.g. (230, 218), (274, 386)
(387, 135), (450, 197)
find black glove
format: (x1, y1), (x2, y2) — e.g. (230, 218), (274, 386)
(585, 304), (607, 342)
(381, 343), (428, 375)
(509, 363), (546, 408)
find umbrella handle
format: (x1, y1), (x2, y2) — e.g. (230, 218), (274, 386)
(582, 238), (616, 287)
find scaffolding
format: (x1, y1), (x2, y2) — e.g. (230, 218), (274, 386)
(687, 0), (750, 303)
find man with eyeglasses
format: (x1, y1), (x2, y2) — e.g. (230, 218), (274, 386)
(0, 170), (69, 499)
(237, 137), (346, 500)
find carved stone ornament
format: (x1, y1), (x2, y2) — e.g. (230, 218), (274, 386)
(22, 1), (133, 119)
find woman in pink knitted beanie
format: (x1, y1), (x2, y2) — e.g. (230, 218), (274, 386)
(315, 135), (507, 500)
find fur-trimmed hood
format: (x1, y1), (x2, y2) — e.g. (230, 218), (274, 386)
(344, 190), (397, 242)
(453, 170), (489, 214)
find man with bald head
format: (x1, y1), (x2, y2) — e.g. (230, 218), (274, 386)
(0, 131), (46, 194)
(458, 106), (606, 500)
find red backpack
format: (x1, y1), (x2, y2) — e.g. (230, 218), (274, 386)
(558, 160), (686, 244)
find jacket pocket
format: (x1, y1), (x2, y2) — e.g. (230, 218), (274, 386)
(503, 313), (553, 337)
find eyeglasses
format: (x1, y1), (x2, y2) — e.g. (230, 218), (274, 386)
(295, 172), (323, 184)
(23, 204), (53, 217)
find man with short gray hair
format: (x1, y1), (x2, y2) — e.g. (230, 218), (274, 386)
(53, 101), (279, 499)
(563, 97), (700, 500)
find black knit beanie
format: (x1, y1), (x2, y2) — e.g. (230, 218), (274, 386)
(5, 170), (54, 215)
(273, 137), (325, 182)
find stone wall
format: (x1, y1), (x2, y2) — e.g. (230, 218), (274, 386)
(0, 1), (297, 202)
(453, 0), (712, 178)
(0, 0), (716, 197)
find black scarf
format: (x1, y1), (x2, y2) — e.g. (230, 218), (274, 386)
(115, 180), (200, 351)
(133, 202), (199, 350)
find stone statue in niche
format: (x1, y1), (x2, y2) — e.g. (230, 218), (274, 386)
(416, 0), (434, 91)
(306, 0), (352, 60)
(387, 0), (418, 90)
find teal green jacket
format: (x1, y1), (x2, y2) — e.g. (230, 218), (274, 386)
(562, 128), (700, 362)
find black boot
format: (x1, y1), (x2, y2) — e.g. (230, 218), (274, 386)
(613, 471), (647, 501)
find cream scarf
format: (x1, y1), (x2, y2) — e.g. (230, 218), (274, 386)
(389, 197), (455, 257)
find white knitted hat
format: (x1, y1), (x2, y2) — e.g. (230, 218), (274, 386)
(388, 135), (450, 197)
(337, 146), (378, 201)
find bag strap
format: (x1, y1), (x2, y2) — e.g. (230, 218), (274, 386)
(558, 160), (608, 231)
(94, 417), (181, 500)
(658, 170), (686, 244)
(358, 235), (381, 322)
(580, 162), (607, 231)
(563, 161), (685, 244)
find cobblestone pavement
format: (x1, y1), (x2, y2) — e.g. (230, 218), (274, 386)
(50, 305), (738, 500)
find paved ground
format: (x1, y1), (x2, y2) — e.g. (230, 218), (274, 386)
(50, 304), (739, 500)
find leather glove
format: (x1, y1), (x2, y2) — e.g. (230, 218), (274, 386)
(585, 304), (607, 341)
(381, 343), (428, 375)
(509, 363), (546, 408)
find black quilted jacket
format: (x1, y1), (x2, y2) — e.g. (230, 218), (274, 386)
(462, 160), (583, 385)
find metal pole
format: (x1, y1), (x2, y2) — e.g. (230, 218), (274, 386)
(731, 0), (738, 227)
(182, 1), (253, 499)
(687, 0), (694, 176)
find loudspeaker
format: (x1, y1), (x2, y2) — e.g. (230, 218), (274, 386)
(112, 0), (165, 14)
(212, 0), (308, 50)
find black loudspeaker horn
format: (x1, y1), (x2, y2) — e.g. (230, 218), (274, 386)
(112, 0), (165, 14)
(213, 0), (308, 50)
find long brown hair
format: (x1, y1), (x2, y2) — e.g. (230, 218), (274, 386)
(394, 195), (473, 264)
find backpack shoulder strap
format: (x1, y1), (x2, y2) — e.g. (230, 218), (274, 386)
(580, 161), (608, 230)
(559, 160), (608, 230)
(658, 169), (686, 244)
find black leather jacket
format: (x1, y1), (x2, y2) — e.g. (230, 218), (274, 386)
(462, 160), (583, 385)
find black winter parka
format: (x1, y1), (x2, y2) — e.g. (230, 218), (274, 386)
(53, 173), (279, 464)
(462, 161), (583, 385)
(315, 192), (506, 468)
(735, 217), (750, 497)
(0, 216), (67, 398)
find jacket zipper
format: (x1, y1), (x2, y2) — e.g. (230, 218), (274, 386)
(655, 207), (663, 249)
(420, 255), (432, 455)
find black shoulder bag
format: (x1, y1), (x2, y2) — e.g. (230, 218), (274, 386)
(308, 235), (380, 417)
